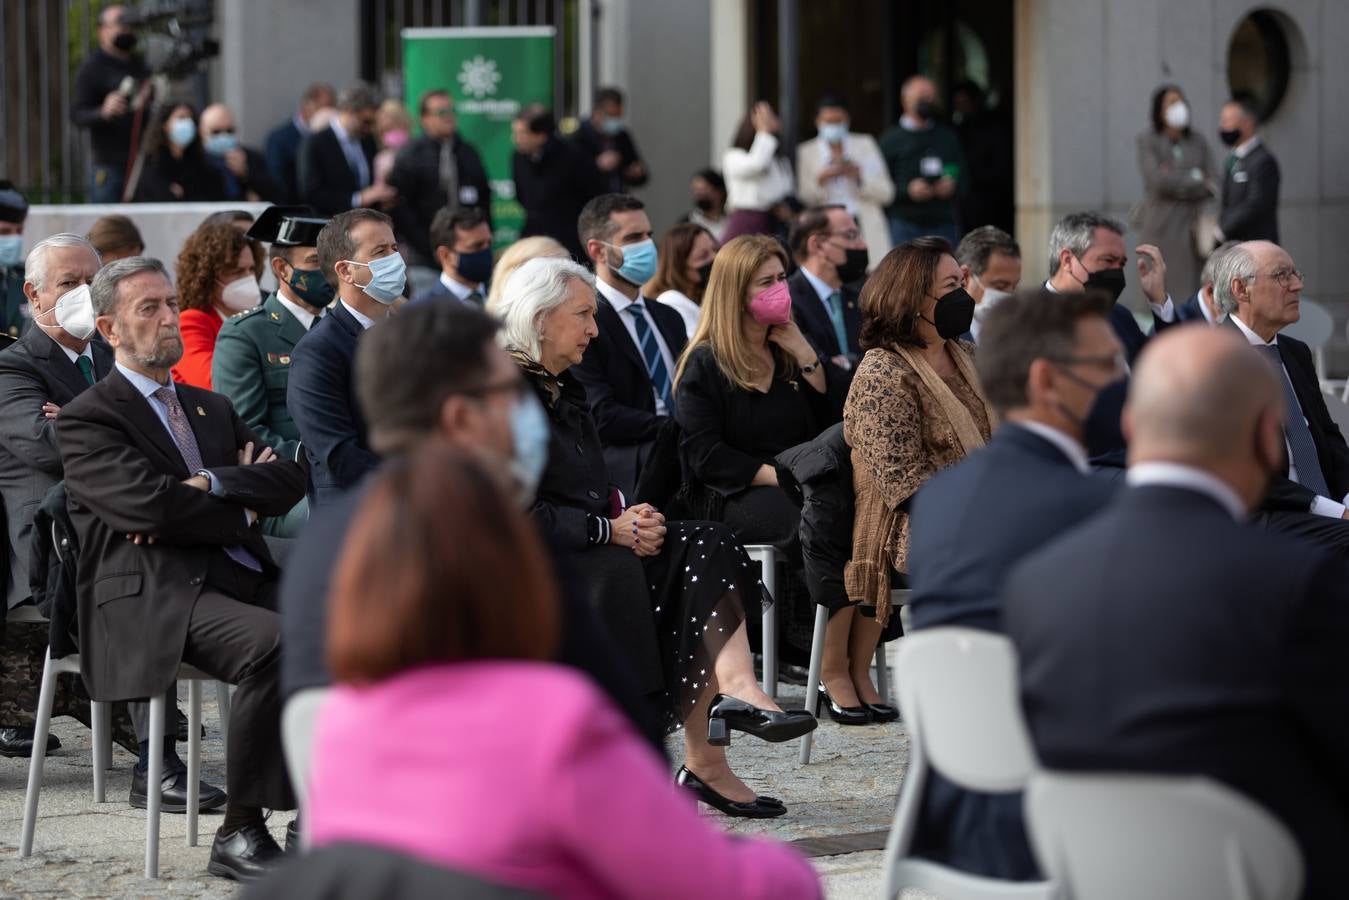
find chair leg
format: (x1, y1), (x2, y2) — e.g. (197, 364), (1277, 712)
(758, 551), (778, 698)
(874, 643), (890, 703)
(187, 681), (201, 848)
(146, 694), (165, 878)
(92, 701), (110, 803)
(215, 681), (231, 745)
(799, 605), (829, 765)
(20, 648), (61, 857)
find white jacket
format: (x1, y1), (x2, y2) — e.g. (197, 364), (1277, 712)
(796, 132), (895, 265)
(723, 132), (796, 212)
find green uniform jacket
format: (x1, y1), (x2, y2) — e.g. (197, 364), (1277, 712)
(1, 267), (31, 340)
(211, 293), (307, 462)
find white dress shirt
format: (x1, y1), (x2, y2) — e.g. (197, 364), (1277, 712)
(722, 132), (795, 212)
(1012, 421), (1091, 474)
(1232, 135), (1263, 160)
(1043, 279), (1175, 325)
(57, 343), (93, 367)
(1229, 312), (1346, 518)
(1127, 461), (1246, 521)
(596, 277), (676, 416)
(330, 117), (370, 207)
(800, 265), (843, 326)
(276, 293), (320, 331)
(341, 300), (376, 331)
(439, 271), (483, 304)
(654, 289), (701, 341)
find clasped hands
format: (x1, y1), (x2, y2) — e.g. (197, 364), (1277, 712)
(125, 441), (274, 545)
(609, 503), (666, 558)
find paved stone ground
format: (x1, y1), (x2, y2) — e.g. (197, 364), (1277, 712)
(0, 653), (913, 898)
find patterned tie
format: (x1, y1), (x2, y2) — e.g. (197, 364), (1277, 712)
(74, 355), (94, 386)
(151, 386), (262, 571)
(826, 290), (849, 355)
(627, 301), (673, 409)
(1225, 152), (1237, 175)
(1255, 344), (1330, 497)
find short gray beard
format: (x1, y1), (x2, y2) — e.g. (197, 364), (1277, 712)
(129, 337), (184, 371)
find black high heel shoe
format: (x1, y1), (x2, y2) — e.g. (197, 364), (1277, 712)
(814, 682), (873, 726)
(862, 701), (900, 723)
(675, 767), (787, 819)
(705, 694), (818, 747)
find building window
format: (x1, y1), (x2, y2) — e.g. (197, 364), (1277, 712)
(1227, 10), (1292, 121)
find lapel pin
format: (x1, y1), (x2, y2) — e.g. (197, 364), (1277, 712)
(196, 405), (206, 416)
(279, 354), (291, 365)
(270, 311), (281, 320)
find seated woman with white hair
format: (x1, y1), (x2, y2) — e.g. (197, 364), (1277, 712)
(495, 256), (818, 818)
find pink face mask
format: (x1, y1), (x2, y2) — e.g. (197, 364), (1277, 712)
(748, 280), (792, 325)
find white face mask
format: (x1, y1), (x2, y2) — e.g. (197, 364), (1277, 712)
(38, 283), (98, 341)
(219, 274), (260, 313)
(1163, 101), (1190, 130)
(973, 274), (1014, 317)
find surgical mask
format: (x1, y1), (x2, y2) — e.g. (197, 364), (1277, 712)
(972, 276), (1013, 324)
(285, 265), (335, 308)
(508, 390), (550, 503)
(456, 247), (494, 286)
(382, 128), (409, 150)
(605, 239), (657, 287)
(819, 122), (847, 144)
(926, 287), (976, 339)
(600, 117), (625, 136)
(37, 283), (98, 341)
(344, 252), (407, 305)
(168, 118), (196, 148)
(0, 235), (22, 268)
(204, 132), (238, 156)
(694, 196), (715, 213)
(219, 274), (260, 313)
(1219, 128), (1242, 147)
(1082, 265), (1127, 303)
(1163, 101), (1190, 130)
(748, 280), (792, 325)
(835, 246), (869, 283)
(1076, 376), (1130, 459)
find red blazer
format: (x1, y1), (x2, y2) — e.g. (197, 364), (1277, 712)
(172, 307), (223, 389)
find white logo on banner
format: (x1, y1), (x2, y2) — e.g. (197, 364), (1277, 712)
(457, 56), (502, 99)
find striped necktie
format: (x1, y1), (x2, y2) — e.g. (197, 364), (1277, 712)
(626, 301), (672, 409)
(1254, 343), (1330, 497)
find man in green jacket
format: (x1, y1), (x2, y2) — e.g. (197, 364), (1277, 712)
(0, 182), (31, 341)
(878, 76), (968, 247)
(212, 207), (331, 536)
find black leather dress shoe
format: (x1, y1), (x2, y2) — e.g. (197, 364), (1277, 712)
(863, 701), (900, 723)
(676, 766), (787, 819)
(706, 694), (817, 746)
(208, 822), (284, 882)
(815, 684), (873, 726)
(0, 726), (59, 758)
(129, 765), (228, 813)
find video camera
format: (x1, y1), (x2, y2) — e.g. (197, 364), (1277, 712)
(121, 0), (219, 80)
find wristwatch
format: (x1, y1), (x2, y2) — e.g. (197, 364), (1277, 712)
(800, 358), (822, 375)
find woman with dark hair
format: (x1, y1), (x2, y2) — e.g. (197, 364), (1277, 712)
(132, 102), (227, 202)
(837, 238), (993, 721)
(1133, 83), (1213, 298)
(721, 102), (796, 242)
(308, 444), (821, 899)
(646, 222), (717, 339)
(683, 169), (729, 242)
(171, 221), (262, 387)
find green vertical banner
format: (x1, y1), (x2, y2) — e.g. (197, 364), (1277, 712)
(402, 27), (556, 248)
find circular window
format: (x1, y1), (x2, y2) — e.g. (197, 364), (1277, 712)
(1226, 10), (1292, 121)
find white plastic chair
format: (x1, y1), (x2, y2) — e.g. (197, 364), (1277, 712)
(1025, 772), (1303, 900)
(881, 627), (1056, 900)
(743, 544), (781, 697)
(1282, 296), (1332, 388)
(281, 687), (331, 851)
(798, 589), (904, 765)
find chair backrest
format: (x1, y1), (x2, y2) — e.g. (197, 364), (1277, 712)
(1284, 297), (1333, 374)
(1025, 772), (1303, 900)
(895, 627), (1037, 792)
(1323, 394), (1349, 436)
(282, 687), (331, 809)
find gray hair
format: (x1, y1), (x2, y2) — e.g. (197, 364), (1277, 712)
(24, 233), (101, 290)
(495, 257), (596, 361)
(955, 225), (1020, 276)
(89, 256), (171, 318)
(1046, 211), (1124, 276)
(1212, 243), (1258, 315)
(337, 81), (382, 113)
(1200, 240), (1241, 289)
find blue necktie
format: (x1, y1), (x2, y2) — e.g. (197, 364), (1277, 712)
(627, 301), (672, 410)
(826, 290), (849, 355)
(1256, 344), (1330, 497)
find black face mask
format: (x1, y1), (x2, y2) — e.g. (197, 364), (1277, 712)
(1219, 128), (1242, 147)
(113, 32), (137, 52)
(836, 246), (869, 283)
(1077, 376), (1130, 459)
(694, 196), (715, 212)
(696, 261), (714, 286)
(915, 100), (938, 122)
(1080, 264), (1127, 303)
(927, 287), (975, 339)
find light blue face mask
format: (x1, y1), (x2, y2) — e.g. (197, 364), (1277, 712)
(600, 117), (625, 136)
(204, 132), (239, 156)
(508, 389), (550, 502)
(604, 238), (658, 287)
(0, 235), (23, 269)
(819, 122), (848, 144)
(344, 252), (407, 305)
(168, 117), (197, 148)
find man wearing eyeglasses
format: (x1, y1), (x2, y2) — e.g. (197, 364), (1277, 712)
(786, 205), (869, 373)
(1214, 241), (1349, 552)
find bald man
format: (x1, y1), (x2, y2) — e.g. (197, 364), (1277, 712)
(1005, 327), (1349, 900)
(878, 75), (966, 246)
(198, 104), (282, 203)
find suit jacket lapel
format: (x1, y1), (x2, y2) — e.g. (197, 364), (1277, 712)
(268, 295), (307, 348)
(25, 328), (90, 399)
(647, 299), (688, 358)
(106, 369), (191, 475)
(789, 273), (836, 355)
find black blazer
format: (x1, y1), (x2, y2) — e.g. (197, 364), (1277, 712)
(387, 134), (492, 268)
(511, 136), (607, 261)
(1177, 290), (1207, 323)
(573, 120), (649, 193)
(56, 369), (304, 701)
(132, 149), (227, 202)
(287, 302), (377, 510)
(786, 269), (862, 367)
(1220, 141), (1280, 243)
(299, 126), (378, 216)
(1004, 484), (1349, 899)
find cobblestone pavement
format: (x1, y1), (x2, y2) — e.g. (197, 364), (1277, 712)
(0, 654), (910, 898)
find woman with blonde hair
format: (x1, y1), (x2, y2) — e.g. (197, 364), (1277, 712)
(485, 235), (569, 312)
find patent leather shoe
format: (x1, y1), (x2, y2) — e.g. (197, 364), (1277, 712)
(814, 683), (873, 725)
(0, 726), (58, 758)
(676, 766), (786, 818)
(705, 693), (817, 746)
(130, 764), (227, 813)
(863, 701), (900, 723)
(208, 822), (284, 882)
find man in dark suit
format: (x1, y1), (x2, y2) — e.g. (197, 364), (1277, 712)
(573, 86), (649, 195)
(387, 89), (491, 271)
(955, 225), (1022, 343)
(1004, 325), (1349, 899)
(198, 104), (283, 204)
(511, 105), (607, 262)
(1217, 97), (1280, 244)
(288, 209), (401, 512)
(1176, 240), (1238, 324)
(903, 289), (1121, 880)
(409, 207), (493, 307)
(58, 256), (306, 880)
(297, 82), (396, 217)
(785, 205), (866, 373)
(573, 194), (687, 497)
(264, 83), (335, 203)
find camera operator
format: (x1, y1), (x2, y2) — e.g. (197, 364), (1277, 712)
(72, 5), (152, 203)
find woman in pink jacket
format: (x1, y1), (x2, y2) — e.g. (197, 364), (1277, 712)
(307, 445), (821, 900)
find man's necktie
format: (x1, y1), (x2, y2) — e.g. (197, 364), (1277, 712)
(1225, 152), (1238, 176)
(439, 139), (459, 206)
(627, 301), (673, 410)
(826, 290), (849, 355)
(151, 386), (262, 571)
(464, 290), (483, 306)
(1255, 344), (1330, 497)
(74, 355), (94, 386)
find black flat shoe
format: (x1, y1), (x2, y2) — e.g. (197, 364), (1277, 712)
(814, 683), (873, 725)
(208, 822), (284, 882)
(0, 726), (59, 758)
(675, 766), (787, 819)
(706, 694), (817, 746)
(130, 764), (228, 813)
(863, 701), (900, 723)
